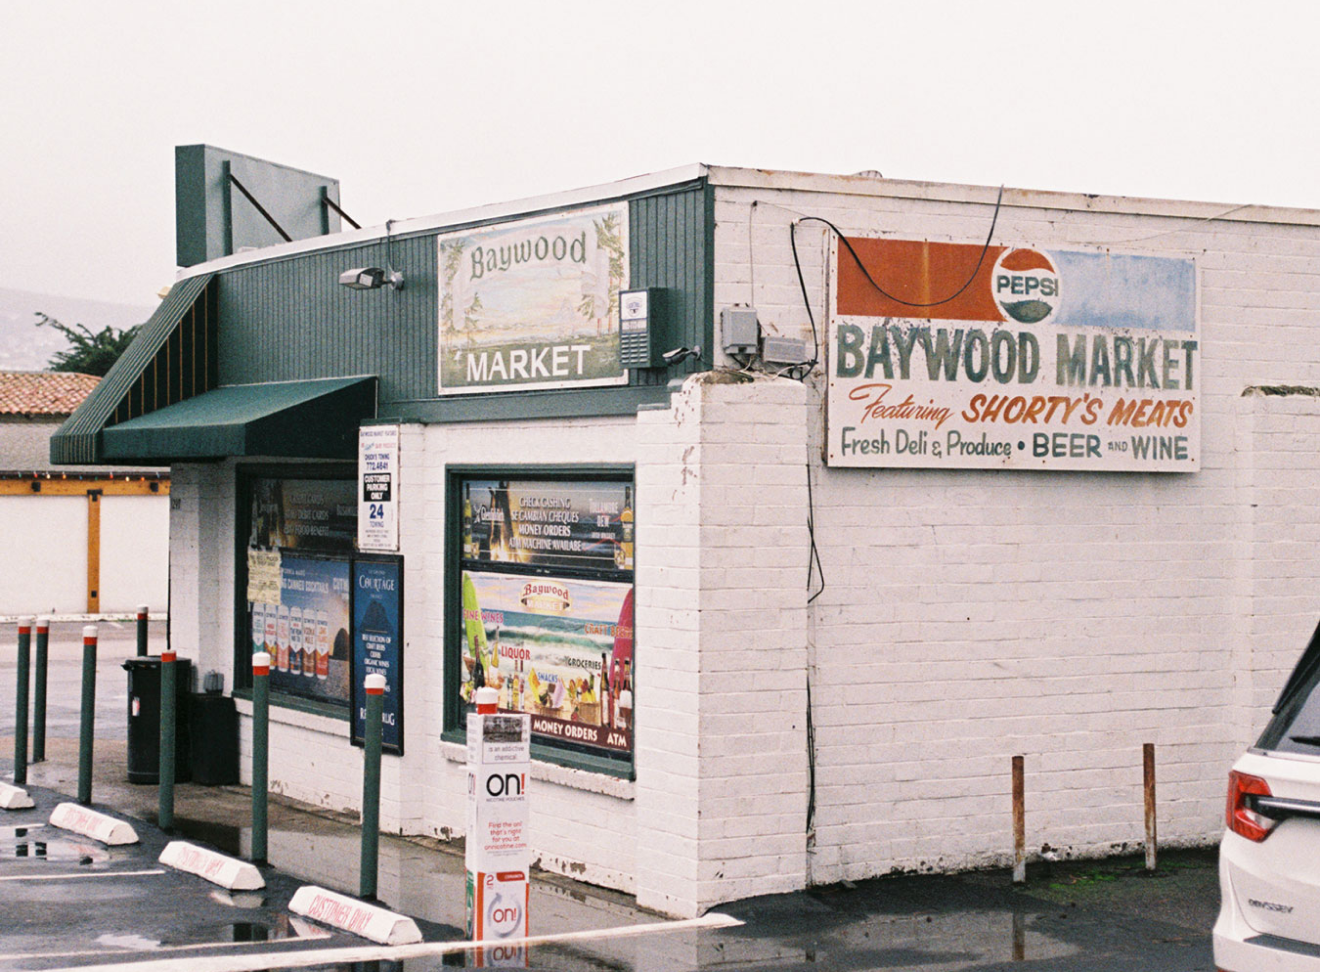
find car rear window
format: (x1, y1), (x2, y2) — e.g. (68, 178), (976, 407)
(1258, 620), (1320, 754)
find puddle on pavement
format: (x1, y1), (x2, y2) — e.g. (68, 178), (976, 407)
(96, 916), (331, 951)
(223, 918), (329, 942)
(209, 888), (267, 909)
(1, 827), (109, 863)
(172, 817), (243, 857)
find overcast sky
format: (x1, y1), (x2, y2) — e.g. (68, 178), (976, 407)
(2, 1), (1317, 309)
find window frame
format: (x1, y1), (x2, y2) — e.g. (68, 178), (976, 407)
(233, 462), (358, 719)
(442, 464), (636, 779)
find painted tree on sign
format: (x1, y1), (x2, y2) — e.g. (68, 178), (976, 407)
(34, 312), (140, 376)
(439, 240), (466, 335)
(594, 213), (626, 330)
(463, 293), (483, 345)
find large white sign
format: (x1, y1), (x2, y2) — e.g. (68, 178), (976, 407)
(827, 240), (1199, 472)
(358, 425), (399, 551)
(437, 204), (630, 395)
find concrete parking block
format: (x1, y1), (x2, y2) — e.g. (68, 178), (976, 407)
(289, 885), (423, 945)
(49, 801), (138, 844)
(0, 782), (34, 809)
(160, 839), (265, 890)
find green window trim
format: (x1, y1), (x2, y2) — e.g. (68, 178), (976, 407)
(444, 464), (637, 781)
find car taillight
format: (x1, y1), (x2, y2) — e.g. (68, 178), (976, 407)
(1227, 770), (1276, 842)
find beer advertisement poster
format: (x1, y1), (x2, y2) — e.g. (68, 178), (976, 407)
(460, 570), (633, 755)
(827, 239), (1199, 472)
(255, 554), (352, 705)
(437, 204), (629, 395)
(352, 557), (404, 754)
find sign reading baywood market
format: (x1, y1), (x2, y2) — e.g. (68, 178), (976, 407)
(827, 239), (1199, 471)
(438, 204), (629, 394)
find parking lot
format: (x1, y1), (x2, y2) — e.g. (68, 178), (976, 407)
(0, 622), (1221, 971)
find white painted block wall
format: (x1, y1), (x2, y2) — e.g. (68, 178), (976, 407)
(99, 494), (169, 612)
(709, 172), (1320, 883)
(0, 495), (86, 613)
(0, 493), (168, 615)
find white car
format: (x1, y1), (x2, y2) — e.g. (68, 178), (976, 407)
(1215, 628), (1320, 971)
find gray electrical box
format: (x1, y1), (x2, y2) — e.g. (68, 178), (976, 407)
(721, 305), (759, 355)
(619, 288), (665, 368)
(763, 335), (809, 364)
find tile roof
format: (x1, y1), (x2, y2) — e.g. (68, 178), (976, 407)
(0, 371), (101, 416)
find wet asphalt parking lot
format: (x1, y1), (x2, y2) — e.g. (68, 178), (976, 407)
(0, 621), (1221, 971)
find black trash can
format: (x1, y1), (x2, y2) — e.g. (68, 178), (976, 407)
(187, 693), (239, 786)
(123, 657), (192, 784)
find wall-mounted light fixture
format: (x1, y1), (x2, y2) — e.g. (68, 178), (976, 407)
(662, 345), (702, 367)
(339, 267), (405, 291)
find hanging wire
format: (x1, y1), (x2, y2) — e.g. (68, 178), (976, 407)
(806, 460), (825, 604)
(785, 185), (1005, 382)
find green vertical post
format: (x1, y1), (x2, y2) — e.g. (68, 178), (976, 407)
(77, 625), (98, 805)
(32, 619), (48, 763)
(360, 673), (385, 900)
(13, 618), (32, 786)
(136, 605), (149, 657)
(251, 652), (270, 864)
(159, 648), (177, 831)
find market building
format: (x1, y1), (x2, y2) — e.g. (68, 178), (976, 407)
(53, 150), (1320, 916)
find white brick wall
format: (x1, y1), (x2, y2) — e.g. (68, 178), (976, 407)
(711, 173), (1320, 884)
(635, 374), (810, 916)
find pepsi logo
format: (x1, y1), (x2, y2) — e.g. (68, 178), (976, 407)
(992, 249), (1059, 325)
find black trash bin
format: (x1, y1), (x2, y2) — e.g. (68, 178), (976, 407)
(188, 693), (238, 785)
(123, 657), (192, 784)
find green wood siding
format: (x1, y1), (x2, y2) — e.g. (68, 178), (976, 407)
(55, 179), (711, 463)
(629, 185), (711, 388)
(218, 235), (438, 404)
(216, 181), (710, 420)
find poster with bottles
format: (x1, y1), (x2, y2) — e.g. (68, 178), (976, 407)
(459, 479), (633, 573)
(352, 557), (404, 754)
(248, 554), (352, 705)
(460, 570), (633, 754)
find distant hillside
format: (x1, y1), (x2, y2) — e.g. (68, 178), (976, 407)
(0, 287), (156, 372)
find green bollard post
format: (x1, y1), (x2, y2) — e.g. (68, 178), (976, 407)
(32, 618), (48, 764)
(136, 605), (149, 657)
(77, 625), (98, 805)
(13, 617), (32, 785)
(251, 651), (270, 865)
(360, 673), (386, 900)
(159, 647), (177, 832)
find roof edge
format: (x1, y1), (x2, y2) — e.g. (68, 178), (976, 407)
(703, 165), (1320, 228)
(174, 163), (710, 283)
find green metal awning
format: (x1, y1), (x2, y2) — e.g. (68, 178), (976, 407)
(51, 272), (217, 464)
(99, 376), (378, 461)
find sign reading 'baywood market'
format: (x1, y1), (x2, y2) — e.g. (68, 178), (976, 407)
(827, 239), (1200, 472)
(437, 204), (629, 395)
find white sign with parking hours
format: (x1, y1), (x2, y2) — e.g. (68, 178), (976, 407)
(358, 425), (399, 551)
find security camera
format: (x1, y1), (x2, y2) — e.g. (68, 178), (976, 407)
(339, 267), (405, 291)
(340, 267), (386, 290)
(662, 345), (702, 367)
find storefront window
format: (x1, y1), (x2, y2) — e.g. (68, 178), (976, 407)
(239, 471), (357, 710)
(450, 474), (635, 768)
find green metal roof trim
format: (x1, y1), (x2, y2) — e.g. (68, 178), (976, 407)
(50, 273), (216, 464)
(99, 376), (378, 461)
